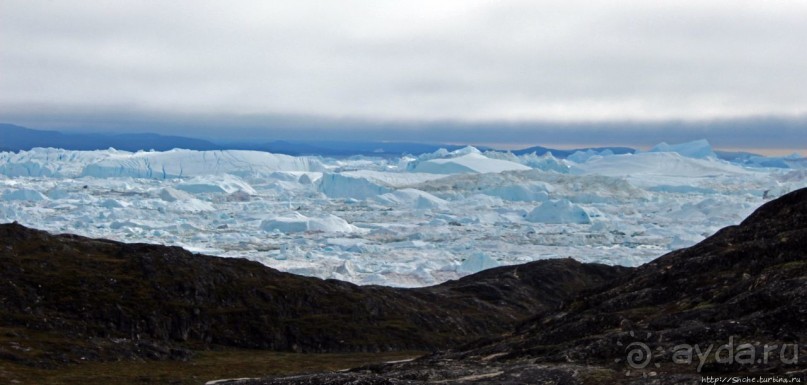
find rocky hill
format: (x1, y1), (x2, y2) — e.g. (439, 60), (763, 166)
(5, 186), (804, 384)
(0, 223), (624, 368)
(243, 188), (807, 383)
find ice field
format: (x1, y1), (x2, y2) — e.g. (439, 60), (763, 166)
(1, 141), (805, 287)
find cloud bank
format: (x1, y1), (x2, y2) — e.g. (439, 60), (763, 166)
(1, 1), (806, 150)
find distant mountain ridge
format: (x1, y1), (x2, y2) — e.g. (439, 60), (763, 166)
(0, 123), (222, 152)
(2, 123), (636, 157)
(0, 123), (473, 156)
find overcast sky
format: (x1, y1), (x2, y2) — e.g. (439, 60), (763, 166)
(1, 0), (806, 150)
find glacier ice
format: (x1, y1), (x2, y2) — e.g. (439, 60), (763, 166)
(0, 144), (802, 287)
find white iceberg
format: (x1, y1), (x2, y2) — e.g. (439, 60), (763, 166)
(525, 199), (591, 224)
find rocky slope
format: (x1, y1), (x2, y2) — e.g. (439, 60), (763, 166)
(243, 188), (807, 384)
(0, 223), (624, 368)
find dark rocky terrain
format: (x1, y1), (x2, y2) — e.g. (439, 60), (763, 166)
(239, 188), (807, 384)
(3, 188), (806, 384)
(0, 222), (623, 368)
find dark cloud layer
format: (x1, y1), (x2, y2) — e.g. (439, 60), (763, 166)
(2, 108), (804, 152)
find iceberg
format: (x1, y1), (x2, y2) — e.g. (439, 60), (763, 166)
(648, 139), (716, 159)
(80, 149), (325, 179)
(2, 188), (49, 201)
(319, 173), (393, 199)
(374, 188), (448, 209)
(176, 175), (257, 195)
(525, 199), (591, 224)
(157, 187), (196, 202)
(260, 213), (358, 234)
(407, 150), (531, 174)
(481, 184), (550, 202)
(457, 253), (500, 274)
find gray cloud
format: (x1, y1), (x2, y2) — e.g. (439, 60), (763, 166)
(2, 0), (807, 147)
(2, 107), (805, 153)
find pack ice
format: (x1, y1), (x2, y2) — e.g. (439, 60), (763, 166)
(1, 141), (804, 287)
